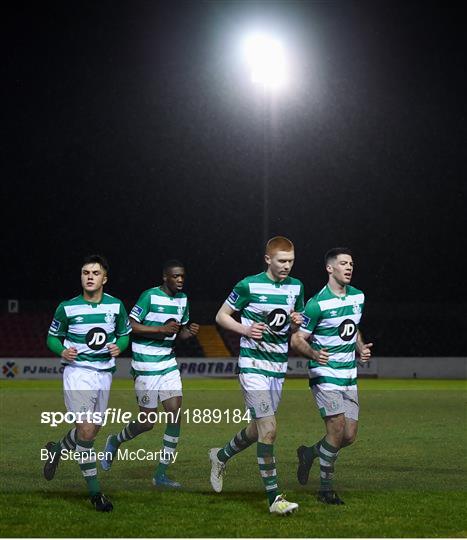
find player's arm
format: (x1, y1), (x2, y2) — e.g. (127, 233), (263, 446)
(291, 298), (329, 365)
(179, 323), (200, 340)
(177, 300), (200, 340)
(130, 318), (181, 338)
(289, 312), (303, 333)
(47, 304), (77, 361)
(290, 281), (306, 333)
(129, 292), (180, 337)
(107, 335), (130, 358)
(107, 302), (132, 357)
(215, 303), (265, 339)
(46, 335), (76, 360)
(291, 331), (329, 365)
(356, 330), (373, 363)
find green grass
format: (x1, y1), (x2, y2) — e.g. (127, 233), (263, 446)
(0, 378), (466, 537)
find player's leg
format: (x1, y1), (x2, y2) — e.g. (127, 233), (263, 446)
(208, 419), (258, 493)
(312, 412), (347, 505)
(43, 427), (77, 481)
(341, 388), (359, 447)
(341, 419), (358, 447)
(75, 420), (113, 511)
(152, 369), (183, 488)
(74, 370), (114, 511)
(101, 405), (156, 470)
(255, 414), (279, 505)
(317, 389), (359, 503)
(152, 395), (181, 488)
(251, 375), (297, 515)
(297, 387), (344, 486)
(43, 366), (80, 480)
(296, 386), (345, 503)
(211, 372), (260, 464)
(315, 412), (345, 505)
(215, 420), (258, 463)
(101, 375), (158, 471)
(256, 414), (298, 515)
(208, 374), (259, 493)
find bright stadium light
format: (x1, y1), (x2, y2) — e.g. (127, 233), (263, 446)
(243, 33), (288, 91)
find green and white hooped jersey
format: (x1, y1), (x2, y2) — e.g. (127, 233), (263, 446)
(226, 272), (305, 378)
(129, 286), (189, 377)
(48, 293), (131, 372)
(300, 284), (364, 390)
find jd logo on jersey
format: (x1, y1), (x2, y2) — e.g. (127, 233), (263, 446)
(86, 328), (108, 350)
(266, 309), (288, 332)
(338, 319), (357, 341)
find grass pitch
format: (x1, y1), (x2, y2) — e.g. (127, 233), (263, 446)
(0, 378), (466, 537)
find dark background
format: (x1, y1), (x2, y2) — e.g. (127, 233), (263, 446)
(3, 1), (466, 354)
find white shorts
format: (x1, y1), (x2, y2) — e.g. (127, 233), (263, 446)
(311, 385), (359, 421)
(239, 373), (284, 419)
(135, 369), (183, 409)
(63, 365), (112, 424)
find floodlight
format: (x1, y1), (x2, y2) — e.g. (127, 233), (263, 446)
(244, 33), (288, 90)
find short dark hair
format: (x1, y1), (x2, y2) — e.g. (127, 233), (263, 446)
(324, 247), (352, 266)
(82, 254), (109, 274)
(163, 259), (185, 274)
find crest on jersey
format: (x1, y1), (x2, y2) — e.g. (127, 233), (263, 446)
(352, 301), (361, 314)
(286, 290), (296, 306)
(105, 311), (115, 324)
(177, 305), (184, 317)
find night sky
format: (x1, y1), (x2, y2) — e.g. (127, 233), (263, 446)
(4, 1), (465, 307)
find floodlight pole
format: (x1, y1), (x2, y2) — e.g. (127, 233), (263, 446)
(243, 33), (286, 251)
(262, 94), (270, 250)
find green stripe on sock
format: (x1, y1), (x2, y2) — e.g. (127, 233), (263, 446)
(76, 438), (94, 449)
(155, 424), (180, 479)
(75, 440), (100, 496)
(79, 462), (97, 471)
(259, 462), (276, 471)
(165, 423), (180, 437)
(257, 442), (278, 506)
(320, 438), (339, 454)
(257, 442), (273, 457)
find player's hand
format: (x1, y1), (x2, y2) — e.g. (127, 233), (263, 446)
(187, 323), (200, 336)
(107, 343), (121, 358)
(162, 320), (181, 336)
(290, 311), (303, 326)
(246, 322), (267, 340)
(313, 347), (330, 365)
(61, 347), (78, 362)
(359, 342), (373, 363)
